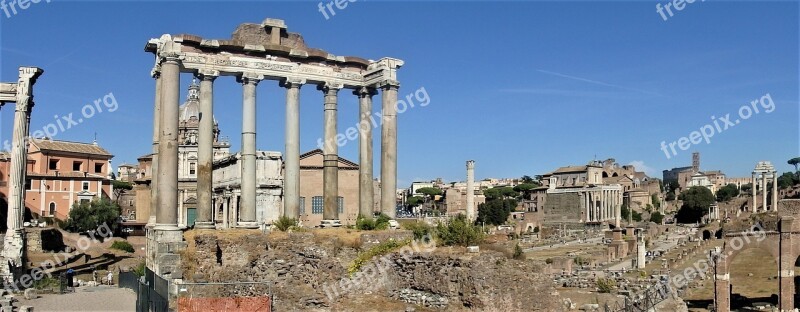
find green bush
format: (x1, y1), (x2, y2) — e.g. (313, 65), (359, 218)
(110, 240), (134, 253)
(348, 239), (410, 276)
(435, 214), (485, 247)
(134, 261), (146, 277)
(512, 243), (525, 260)
(403, 221), (433, 240)
(596, 278), (616, 293)
(356, 214), (390, 231)
(274, 216), (297, 232)
(33, 275), (60, 290)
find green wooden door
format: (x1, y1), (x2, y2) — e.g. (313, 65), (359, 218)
(187, 208), (197, 227)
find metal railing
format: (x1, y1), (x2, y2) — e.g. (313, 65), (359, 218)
(604, 281), (671, 312)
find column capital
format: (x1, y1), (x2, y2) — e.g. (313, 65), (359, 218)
(354, 86), (378, 97)
(318, 82), (344, 93)
(158, 52), (183, 65)
(195, 70), (220, 82)
(378, 80), (400, 90)
(237, 73), (264, 86)
(280, 77), (306, 89)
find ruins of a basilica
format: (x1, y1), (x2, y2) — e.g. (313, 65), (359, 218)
(0, 67), (44, 281)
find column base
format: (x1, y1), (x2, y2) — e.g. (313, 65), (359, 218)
(194, 221), (215, 229)
(237, 221), (260, 229)
(320, 220), (342, 228)
(153, 223), (181, 231)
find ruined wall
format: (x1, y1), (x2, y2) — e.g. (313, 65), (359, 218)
(183, 230), (559, 311)
(543, 192), (582, 224)
(26, 228), (65, 253)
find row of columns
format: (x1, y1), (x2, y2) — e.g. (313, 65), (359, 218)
(150, 56), (399, 231)
(751, 170), (778, 212)
(584, 189), (621, 226)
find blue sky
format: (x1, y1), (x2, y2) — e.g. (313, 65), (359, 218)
(1, 1), (797, 187)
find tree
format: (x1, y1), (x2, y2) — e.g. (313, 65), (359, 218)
(477, 198), (517, 226)
(668, 181), (680, 193)
(64, 198), (120, 234)
(620, 204), (642, 223)
(665, 191), (676, 201)
(521, 175), (535, 184)
(716, 184), (740, 202)
(416, 187), (443, 210)
(483, 187), (518, 201)
(788, 157), (800, 173)
(676, 186), (714, 224)
(651, 194), (661, 209)
(436, 214), (484, 247)
(407, 196), (424, 208)
(111, 180), (133, 204)
(778, 172), (800, 189)
(650, 211), (664, 224)
(741, 183), (753, 193)
(513, 183), (540, 193)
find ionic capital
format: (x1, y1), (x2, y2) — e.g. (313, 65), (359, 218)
(378, 79), (400, 90)
(158, 52), (183, 65)
(195, 70), (220, 82)
(237, 73), (264, 86)
(318, 82), (343, 95)
(280, 78), (306, 89)
(354, 86), (378, 97)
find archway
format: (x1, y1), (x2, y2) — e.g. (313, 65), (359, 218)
(602, 172), (609, 178)
(0, 197), (7, 233)
(729, 248), (779, 309)
(703, 230), (712, 240)
(715, 229), (723, 239)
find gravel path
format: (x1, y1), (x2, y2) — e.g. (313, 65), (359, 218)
(16, 286), (136, 312)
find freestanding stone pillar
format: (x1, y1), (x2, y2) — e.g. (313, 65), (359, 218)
(356, 87), (376, 220)
(380, 81), (400, 219)
(149, 68), (161, 227)
(155, 57), (181, 231)
(772, 171), (778, 211)
(752, 172), (758, 212)
(238, 73), (262, 229)
(615, 190), (621, 228)
(283, 78), (304, 220)
(195, 70), (218, 229)
(321, 83), (342, 226)
(779, 216), (795, 310)
(762, 173), (768, 212)
(466, 160), (475, 221)
(1, 67), (43, 281)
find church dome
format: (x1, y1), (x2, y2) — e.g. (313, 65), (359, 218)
(179, 80), (201, 121)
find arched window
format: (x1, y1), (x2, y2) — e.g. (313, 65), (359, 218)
(49, 202), (56, 216)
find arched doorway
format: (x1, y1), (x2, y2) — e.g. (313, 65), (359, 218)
(729, 248), (779, 309)
(703, 230), (712, 240)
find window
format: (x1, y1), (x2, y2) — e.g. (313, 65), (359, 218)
(312, 196), (323, 214)
(72, 161), (82, 171)
(189, 163), (196, 175)
(82, 182), (89, 191)
(94, 163), (103, 173)
(25, 179), (32, 190)
(80, 199), (90, 205)
(49, 159), (59, 170)
(49, 202), (56, 216)
(299, 197), (306, 215)
(338, 197), (344, 214)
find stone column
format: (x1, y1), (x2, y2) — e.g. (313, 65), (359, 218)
(320, 83), (342, 226)
(762, 173), (768, 212)
(282, 78), (305, 220)
(772, 171), (778, 211)
(221, 193), (229, 229)
(195, 70), (218, 229)
(237, 73), (262, 229)
(615, 190), (621, 228)
(380, 81), (400, 219)
(2, 67), (43, 281)
(154, 57), (181, 231)
(356, 87), (376, 219)
(752, 172), (758, 212)
(149, 68), (161, 227)
(466, 160), (475, 222)
(779, 217), (795, 310)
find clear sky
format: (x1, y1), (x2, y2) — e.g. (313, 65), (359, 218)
(1, 1), (797, 187)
